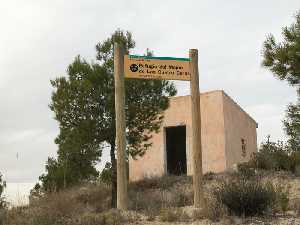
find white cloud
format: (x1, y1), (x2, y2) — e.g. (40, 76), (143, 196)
(245, 103), (287, 143)
(0, 0), (299, 183)
(3, 129), (43, 144)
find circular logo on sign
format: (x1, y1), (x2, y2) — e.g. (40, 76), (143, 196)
(130, 64), (138, 72)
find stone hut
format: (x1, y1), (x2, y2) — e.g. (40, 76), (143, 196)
(129, 90), (258, 181)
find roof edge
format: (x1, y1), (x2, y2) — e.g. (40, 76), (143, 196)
(221, 91), (258, 127)
(169, 90), (258, 127)
(169, 90), (224, 99)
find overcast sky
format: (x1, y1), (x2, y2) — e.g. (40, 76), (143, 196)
(0, 0), (300, 184)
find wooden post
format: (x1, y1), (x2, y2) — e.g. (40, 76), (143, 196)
(189, 49), (205, 208)
(114, 42), (128, 210)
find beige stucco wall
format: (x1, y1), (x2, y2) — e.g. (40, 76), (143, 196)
(199, 91), (227, 174)
(129, 95), (190, 181)
(129, 90), (257, 181)
(222, 92), (258, 169)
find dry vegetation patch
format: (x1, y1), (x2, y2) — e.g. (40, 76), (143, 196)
(2, 183), (111, 225)
(0, 172), (299, 225)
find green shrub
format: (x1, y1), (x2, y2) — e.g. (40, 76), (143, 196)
(237, 162), (256, 178)
(250, 138), (298, 173)
(0, 173), (6, 210)
(291, 151), (300, 174)
(271, 150), (293, 171)
(100, 162), (113, 185)
(252, 149), (292, 171)
(214, 177), (276, 217)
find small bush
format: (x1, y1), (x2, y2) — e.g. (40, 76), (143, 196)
(214, 177), (276, 217)
(203, 171), (216, 181)
(237, 162), (256, 178)
(100, 162), (113, 185)
(291, 151), (300, 174)
(0, 173), (7, 210)
(249, 138), (298, 173)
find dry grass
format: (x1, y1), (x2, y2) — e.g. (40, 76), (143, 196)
(0, 172), (299, 225)
(202, 197), (226, 221)
(129, 175), (193, 218)
(291, 198), (300, 216)
(2, 183), (111, 225)
(129, 174), (191, 191)
(159, 207), (189, 222)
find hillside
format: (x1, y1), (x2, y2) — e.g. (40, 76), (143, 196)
(1, 171), (300, 225)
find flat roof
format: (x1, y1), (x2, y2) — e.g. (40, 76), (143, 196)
(169, 90), (258, 126)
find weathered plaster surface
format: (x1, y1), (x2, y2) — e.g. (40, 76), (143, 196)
(222, 92), (258, 169)
(129, 90), (257, 181)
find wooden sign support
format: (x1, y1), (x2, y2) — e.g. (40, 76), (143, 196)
(114, 46), (204, 210)
(189, 49), (205, 208)
(114, 43), (128, 210)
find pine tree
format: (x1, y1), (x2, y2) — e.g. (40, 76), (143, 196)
(262, 11), (300, 151)
(41, 30), (176, 207)
(0, 173), (6, 209)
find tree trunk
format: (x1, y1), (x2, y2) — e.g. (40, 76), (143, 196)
(110, 143), (117, 208)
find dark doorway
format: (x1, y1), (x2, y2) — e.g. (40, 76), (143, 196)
(166, 126), (187, 175)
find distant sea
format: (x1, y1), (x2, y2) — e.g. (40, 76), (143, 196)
(3, 182), (35, 206)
